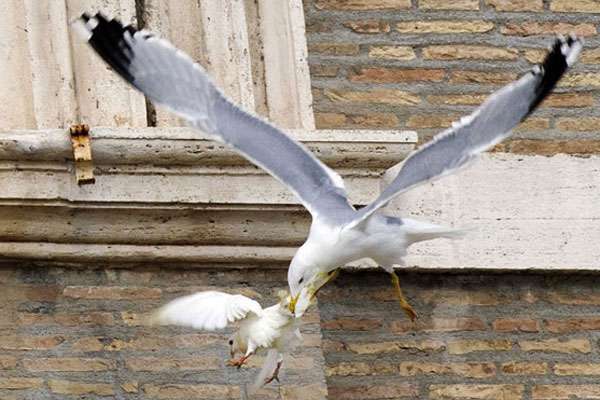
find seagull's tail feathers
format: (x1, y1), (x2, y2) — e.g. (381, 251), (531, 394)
(247, 349), (281, 397)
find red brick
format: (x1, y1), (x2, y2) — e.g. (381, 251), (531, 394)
(391, 317), (486, 333)
(23, 357), (116, 372)
(0, 335), (64, 350)
(142, 384), (239, 399)
(519, 338), (591, 353)
(310, 65), (339, 77)
(400, 362), (496, 378)
(344, 20), (390, 33)
(0, 356), (17, 370)
(423, 45), (518, 61)
(493, 318), (539, 332)
(497, 139), (600, 155)
(315, 112), (346, 128)
(502, 22), (597, 37)
(324, 89), (421, 105)
(18, 311), (115, 326)
(347, 113), (399, 128)
(418, 289), (502, 305)
(63, 286), (161, 300)
(347, 340), (445, 354)
(327, 361), (396, 376)
(420, 0), (479, 10)
(545, 318), (600, 333)
(126, 357), (221, 371)
(556, 117), (600, 132)
(533, 385), (600, 400)
(48, 380), (114, 396)
(501, 362), (547, 375)
(430, 385), (524, 400)
(349, 67), (445, 83)
(551, 0), (600, 13)
(397, 20), (493, 33)
(406, 114), (458, 129)
(448, 340), (512, 355)
(308, 42), (360, 56)
(322, 318), (382, 331)
(328, 384), (418, 400)
(487, 0), (543, 11)
(554, 364), (600, 376)
(314, 0), (411, 10)
(450, 70), (517, 84)
(0, 378), (44, 390)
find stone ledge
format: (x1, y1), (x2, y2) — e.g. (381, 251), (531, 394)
(0, 127), (416, 267)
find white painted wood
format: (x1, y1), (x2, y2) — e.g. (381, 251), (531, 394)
(384, 153), (600, 271)
(258, 0), (315, 129)
(66, 0), (147, 127)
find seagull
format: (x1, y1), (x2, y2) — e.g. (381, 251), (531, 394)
(76, 13), (582, 320)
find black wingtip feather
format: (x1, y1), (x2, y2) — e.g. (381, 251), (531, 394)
(81, 12), (138, 84)
(526, 36), (581, 116)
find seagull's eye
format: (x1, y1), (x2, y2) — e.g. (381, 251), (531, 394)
(228, 339), (233, 346)
(298, 277), (304, 284)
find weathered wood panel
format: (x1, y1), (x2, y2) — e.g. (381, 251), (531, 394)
(385, 153), (600, 271)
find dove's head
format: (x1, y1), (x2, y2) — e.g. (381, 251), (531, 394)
(227, 334), (241, 358)
(276, 290), (295, 317)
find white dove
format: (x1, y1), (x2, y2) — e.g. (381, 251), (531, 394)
(77, 13), (582, 320)
(151, 290), (298, 388)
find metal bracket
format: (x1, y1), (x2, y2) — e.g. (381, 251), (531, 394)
(69, 124), (95, 185)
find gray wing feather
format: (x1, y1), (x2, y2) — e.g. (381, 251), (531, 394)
(347, 35), (582, 228)
(78, 13), (355, 224)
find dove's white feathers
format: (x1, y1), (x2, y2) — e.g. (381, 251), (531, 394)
(152, 291), (263, 331)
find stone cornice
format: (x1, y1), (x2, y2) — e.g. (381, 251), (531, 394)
(0, 127), (416, 267)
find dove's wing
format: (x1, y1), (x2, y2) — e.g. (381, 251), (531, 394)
(347, 36), (582, 228)
(151, 291), (263, 331)
(76, 13), (355, 225)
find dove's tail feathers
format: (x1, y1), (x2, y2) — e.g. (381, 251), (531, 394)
(247, 349), (281, 396)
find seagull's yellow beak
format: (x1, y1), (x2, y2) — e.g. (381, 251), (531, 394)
(288, 294), (300, 314)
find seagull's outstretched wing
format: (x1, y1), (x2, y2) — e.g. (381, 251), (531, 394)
(346, 36), (582, 228)
(76, 13), (354, 224)
(150, 291), (263, 331)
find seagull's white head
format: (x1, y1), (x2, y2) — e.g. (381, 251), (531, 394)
(287, 257), (314, 313)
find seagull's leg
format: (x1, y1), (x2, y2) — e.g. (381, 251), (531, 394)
(264, 359), (283, 385)
(390, 270), (418, 322)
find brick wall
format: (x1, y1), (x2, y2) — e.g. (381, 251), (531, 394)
(320, 271), (600, 400)
(4, 264), (600, 399)
(304, 0), (600, 154)
(0, 266), (327, 400)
